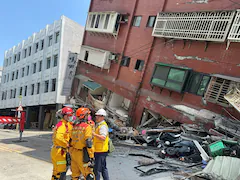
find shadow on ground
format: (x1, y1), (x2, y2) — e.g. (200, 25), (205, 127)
(0, 132), (53, 163)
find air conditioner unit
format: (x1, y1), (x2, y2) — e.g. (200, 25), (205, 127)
(109, 54), (116, 60)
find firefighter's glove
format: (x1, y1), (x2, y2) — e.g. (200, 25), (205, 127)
(88, 158), (95, 168)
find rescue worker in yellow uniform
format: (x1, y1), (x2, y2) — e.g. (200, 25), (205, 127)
(51, 107), (73, 180)
(70, 108), (95, 180)
(93, 109), (110, 180)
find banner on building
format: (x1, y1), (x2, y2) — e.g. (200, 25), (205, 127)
(61, 52), (78, 96)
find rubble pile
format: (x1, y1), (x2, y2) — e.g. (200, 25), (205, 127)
(106, 115), (240, 179)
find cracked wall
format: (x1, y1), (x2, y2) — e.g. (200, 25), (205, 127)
(174, 54), (215, 62)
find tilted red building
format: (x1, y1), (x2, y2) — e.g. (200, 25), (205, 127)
(72, 0), (240, 128)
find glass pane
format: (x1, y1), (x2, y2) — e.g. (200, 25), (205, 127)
(147, 16), (156, 27)
(151, 78), (165, 86)
(104, 14), (110, 29)
(91, 15), (96, 28)
(189, 74), (201, 93)
(165, 81), (182, 91)
(153, 66), (169, 80)
(95, 15), (100, 28)
(133, 16), (142, 26)
(197, 76), (210, 96)
(168, 68), (185, 82)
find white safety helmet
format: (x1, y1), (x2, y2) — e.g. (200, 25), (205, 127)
(95, 109), (107, 117)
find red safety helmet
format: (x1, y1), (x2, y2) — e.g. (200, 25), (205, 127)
(76, 108), (90, 119)
(62, 107), (73, 116)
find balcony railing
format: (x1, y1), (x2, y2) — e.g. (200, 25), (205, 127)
(152, 11), (235, 42)
(86, 11), (121, 38)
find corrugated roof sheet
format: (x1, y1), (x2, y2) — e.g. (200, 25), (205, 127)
(83, 81), (101, 91)
(203, 156), (240, 180)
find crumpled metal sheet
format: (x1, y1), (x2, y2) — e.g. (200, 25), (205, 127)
(203, 156), (240, 180)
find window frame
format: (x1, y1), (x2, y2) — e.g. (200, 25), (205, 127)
(150, 63), (191, 93)
(132, 16), (142, 27)
(53, 54), (58, 67)
(146, 16), (156, 28)
(44, 80), (49, 93)
(37, 83), (40, 94)
(48, 35), (53, 47)
(134, 59), (145, 71)
(52, 78), (56, 92)
(46, 57), (51, 69)
(55, 32), (60, 43)
(33, 63), (37, 74)
(120, 56), (131, 67)
(186, 72), (210, 96)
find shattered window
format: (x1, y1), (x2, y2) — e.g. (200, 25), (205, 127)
(188, 73), (210, 96)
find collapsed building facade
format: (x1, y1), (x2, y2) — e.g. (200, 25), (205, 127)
(71, 0), (240, 128)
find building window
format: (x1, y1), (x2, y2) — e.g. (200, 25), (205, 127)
(3, 75), (6, 83)
(53, 55), (58, 67)
(35, 42), (39, 53)
(40, 39), (44, 50)
(5, 59), (8, 67)
(84, 51), (89, 61)
(26, 65), (30, 76)
(22, 67), (25, 77)
(12, 72), (15, 81)
(120, 56), (131, 67)
(24, 86), (27, 96)
(19, 87), (23, 96)
(31, 84), (35, 95)
(13, 88), (16, 98)
(48, 35), (53, 47)
(44, 80), (49, 93)
(5, 91), (7, 100)
(204, 76), (238, 107)
(55, 32), (60, 43)
(91, 15), (96, 28)
(151, 63), (191, 93)
(187, 73), (210, 96)
(14, 54), (17, 63)
(52, 78), (56, 92)
(33, 63), (37, 74)
(7, 73), (9, 82)
(39, 61), (42, 72)
(46, 57), (51, 69)
(16, 70), (19, 80)
(10, 89), (13, 99)
(1, 92), (4, 100)
(95, 15), (101, 28)
(134, 60), (144, 71)
(37, 83), (40, 94)
(24, 49), (27, 58)
(147, 16), (156, 27)
(28, 46), (31, 56)
(9, 57), (11, 66)
(132, 16), (142, 27)
(17, 52), (21, 61)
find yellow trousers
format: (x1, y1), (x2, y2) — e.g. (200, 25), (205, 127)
(51, 147), (67, 179)
(71, 148), (94, 180)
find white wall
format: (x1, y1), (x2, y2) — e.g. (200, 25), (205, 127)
(0, 67), (2, 84)
(108, 92), (124, 108)
(56, 16), (84, 104)
(0, 16), (84, 109)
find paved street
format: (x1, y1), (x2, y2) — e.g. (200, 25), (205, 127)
(0, 129), (171, 180)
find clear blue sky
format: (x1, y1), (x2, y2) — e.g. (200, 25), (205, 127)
(0, 0), (91, 66)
